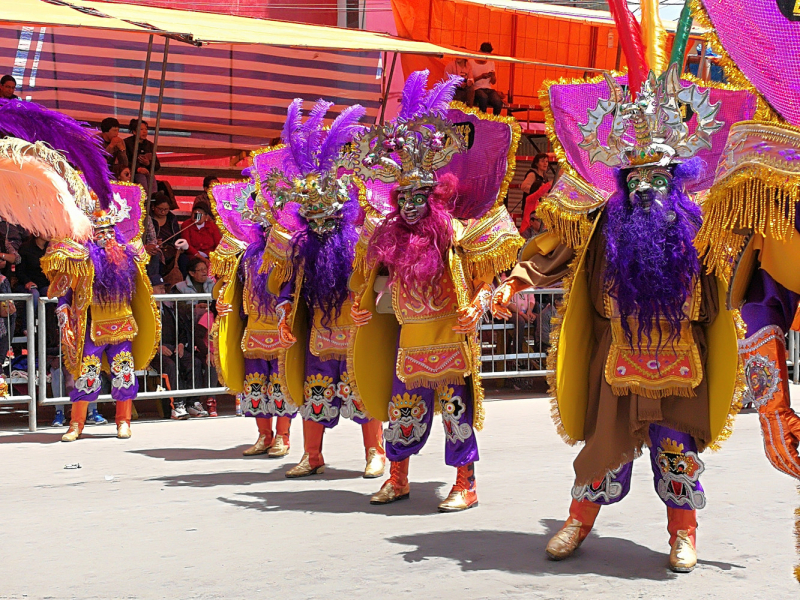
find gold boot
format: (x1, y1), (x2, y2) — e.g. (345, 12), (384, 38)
(285, 453), (325, 478)
(117, 422), (132, 439)
(669, 530), (697, 573)
(370, 458), (410, 504)
(243, 433), (271, 456)
(438, 463), (478, 512)
(363, 447), (386, 478)
(61, 422), (82, 442)
(267, 435), (290, 458)
(545, 519), (585, 560)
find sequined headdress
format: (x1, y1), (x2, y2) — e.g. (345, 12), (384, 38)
(263, 99), (366, 224)
(87, 190), (131, 229)
(579, 64), (722, 168)
(350, 70), (466, 191)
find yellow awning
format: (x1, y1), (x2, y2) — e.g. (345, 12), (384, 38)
(0, 0), (530, 62)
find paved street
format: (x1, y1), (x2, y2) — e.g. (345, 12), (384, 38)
(0, 391), (797, 599)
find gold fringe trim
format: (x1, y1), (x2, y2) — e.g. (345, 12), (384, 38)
(352, 241), (370, 282)
(610, 383), (695, 399)
(697, 165), (800, 275)
(691, 0), (777, 123)
(467, 237), (524, 283)
(209, 319), (225, 388)
(41, 249), (92, 281)
(399, 373), (467, 390)
(537, 197), (595, 249)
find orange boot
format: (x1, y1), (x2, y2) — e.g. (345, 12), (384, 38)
(667, 507), (697, 573)
(268, 416), (292, 458)
(370, 458), (410, 504)
(438, 462), (478, 512)
(361, 419), (386, 478)
(244, 417), (274, 456)
(62, 401), (89, 442)
(545, 499), (601, 560)
(115, 400), (132, 438)
(286, 420), (325, 478)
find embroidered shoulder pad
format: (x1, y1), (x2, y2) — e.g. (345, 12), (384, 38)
(41, 239), (91, 280)
(455, 204), (524, 281)
(537, 172), (608, 249)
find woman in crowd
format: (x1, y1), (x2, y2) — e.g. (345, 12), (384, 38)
(182, 198), (222, 269)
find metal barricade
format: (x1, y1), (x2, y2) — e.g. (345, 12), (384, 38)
(479, 288), (564, 379)
(0, 293), (37, 430)
(37, 293), (227, 410)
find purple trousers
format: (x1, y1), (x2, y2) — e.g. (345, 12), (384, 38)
(298, 349), (370, 428)
(242, 357), (298, 419)
(383, 368), (479, 468)
(571, 424), (706, 510)
(69, 333), (137, 404)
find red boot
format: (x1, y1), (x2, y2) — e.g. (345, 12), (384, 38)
(115, 399), (132, 439)
(243, 417), (274, 456)
(286, 420), (325, 478)
(207, 397), (218, 417)
(361, 419), (386, 478)
(545, 499), (601, 560)
(268, 415), (292, 458)
(62, 401), (89, 442)
(667, 507), (697, 573)
(370, 458), (410, 504)
(438, 462), (478, 512)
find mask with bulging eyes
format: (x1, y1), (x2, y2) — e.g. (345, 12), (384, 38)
(397, 186), (431, 225)
(625, 167), (673, 213)
(93, 227), (115, 249)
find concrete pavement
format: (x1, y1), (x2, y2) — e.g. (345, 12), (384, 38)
(0, 393), (797, 599)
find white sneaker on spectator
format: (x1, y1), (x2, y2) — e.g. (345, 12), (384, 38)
(187, 401), (209, 417)
(171, 403), (189, 420)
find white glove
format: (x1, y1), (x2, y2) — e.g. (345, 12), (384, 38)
(175, 239), (189, 251)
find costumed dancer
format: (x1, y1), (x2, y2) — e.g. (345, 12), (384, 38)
(492, 57), (752, 570)
(209, 173), (294, 458)
(251, 98), (385, 479)
(690, 0), (800, 580)
(43, 181), (159, 441)
(347, 71), (523, 511)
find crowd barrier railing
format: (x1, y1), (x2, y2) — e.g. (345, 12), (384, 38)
(0, 293), (37, 430)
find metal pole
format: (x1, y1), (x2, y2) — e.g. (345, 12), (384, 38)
(132, 35), (154, 192)
(379, 52), (398, 125)
(698, 41), (708, 81)
(27, 296), (36, 431)
(147, 37), (170, 214)
(37, 297), (47, 414)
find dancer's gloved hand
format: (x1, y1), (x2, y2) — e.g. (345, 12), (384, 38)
(454, 284), (491, 334)
(215, 299), (232, 318)
(759, 401), (800, 480)
(491, 278), (531, 320)
(56, 304), (76, 348)
(275, 301), (296, 347)
(351, 296), (373, 327)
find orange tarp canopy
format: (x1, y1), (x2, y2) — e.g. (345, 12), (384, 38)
(391, 0), (686, 106)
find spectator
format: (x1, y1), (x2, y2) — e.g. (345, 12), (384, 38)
(182, 198), (222, 267)
(470, 42), (503, 114)
(1, 75), (18, 100)
(124, 118), (161, 193)
(444, 57), (474, 106)
(99, 117), (128, 171)
(519, 153), (552, 237)
(175, 258), (217, 417)
(112, 164), (132, 182)
(16, 235), (50, 303)
(0, 253), (16, 367)
(0, 219), (22, 280)
(194, 175), (219, 209)
(147, 192), (184, 279)
(150, 277), (191, 420)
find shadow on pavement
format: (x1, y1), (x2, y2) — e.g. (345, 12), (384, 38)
(387, 520), (744, 580)
(149, 466), (367, 487)
(219, 482), (448, 517)
(130, 446), (254, 461)
(0, 432), (64, 444)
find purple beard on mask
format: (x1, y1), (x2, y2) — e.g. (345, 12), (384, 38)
(239, 228), (275, 318)
(291, 199), (358, 327)
(88, 236), (136, 305)
(603, 159), (704, 350)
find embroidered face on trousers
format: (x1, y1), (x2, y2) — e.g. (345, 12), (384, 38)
(437, 386), (473, 444)
(243, 372), (267, 412)
(111, 351), (136, 389)
(337, 371), (366, 420)
(655, 437), (706, 509)
(76, 355), (102, 394)
(384, 392), (428, 446)
(267, 372), (296, 416)
(301, 374), (337, 421)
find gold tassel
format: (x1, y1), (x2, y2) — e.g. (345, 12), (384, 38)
(400, 373), (467, 390)
(537, 198), (595, 249)
(610, 383), (696, 399)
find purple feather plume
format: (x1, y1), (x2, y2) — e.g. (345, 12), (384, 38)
(399, 70), (430, 120)
(424, 75), (462, 116)
(0, 99), (113, 208)
(281, 99), (309, 175)
(304, 99), (333, 168)
(318, 104), (366, 172)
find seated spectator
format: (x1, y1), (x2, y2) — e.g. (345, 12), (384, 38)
(519, 153), (553, 237)
(181, 198), (222, 268)
(175, 257), (215, 296)
(470, 42), (503, 115)
(112, 164), (132, 182)
(1, 75), (19, 100)
(444, 57), (474, 106)
(124, 118), (161, 193)
(194, 175), (219, 208)
(100, 117), (128, 171)
(0, 218), (22, 280)
(147, 192), (184, 279)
